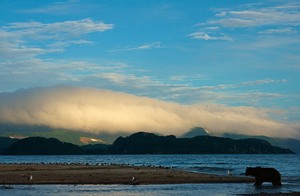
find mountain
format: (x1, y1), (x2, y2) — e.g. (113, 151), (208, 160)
(81, 144), (111, 154)
(1, 123), (299, 151)
(80, 137), (105, 144)
(110, 132), (294, 154)
(0, 137), (19, 154)
(181, 127), (209, 138)
(3, 137), (84, 155)
(110, 132), (178, 154)
(276, 138), (300, 154)
(0, 133), (294, 155)
(222, 133), (300, 154)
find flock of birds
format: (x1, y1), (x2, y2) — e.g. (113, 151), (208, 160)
(0, 162), (173, 169)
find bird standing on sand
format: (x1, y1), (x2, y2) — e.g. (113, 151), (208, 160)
(227, 170), (232, 176)
(28, 175), (33, 181)
(131, 176), (139, 185)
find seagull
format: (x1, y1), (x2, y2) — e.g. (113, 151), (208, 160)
(131, 176), (139, 185)
(227, 170), (232, 176)
(28, 175), (33, 181)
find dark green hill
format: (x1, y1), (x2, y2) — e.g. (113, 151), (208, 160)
(3, 137), (84, 155)
(81, 144), (111, 154)
(277, 138), (300, 154)
(222, 133), (300, 154)
(0, 132), (295, 155)
(110, 132), (294, 154)
(0, 137), (19, 154)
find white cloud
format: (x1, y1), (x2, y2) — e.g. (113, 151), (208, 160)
(0, 58), (132, 92)
(191, 79), (287, 91)
(169, 75), (206, 82)
(0, 18), (115, 90)
(0, 43), (56, 58)
(258, 27), (297, 34)
(0, 53), (289, 106)
(0, 19), (113, 59)
(237, 35), (300, 49)
(210, 4), (300, 28)
(191, 2), (300, 43)
(4, 19), (113, 39)
(17, 1), (80, 15)
(0, 86), (298, 138)
(108, 42), (162, 52)
(17, 1), (102, 15)
(189, 31), (232, 41)
(48, 40), (94, 50)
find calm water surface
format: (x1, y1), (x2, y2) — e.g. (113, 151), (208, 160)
(0, 154), (299, 195)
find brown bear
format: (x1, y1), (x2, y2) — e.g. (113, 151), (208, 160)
(245, 167), (282, 186)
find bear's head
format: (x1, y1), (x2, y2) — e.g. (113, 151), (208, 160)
(245, 167), (258, 176)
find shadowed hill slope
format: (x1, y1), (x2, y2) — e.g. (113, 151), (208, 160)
(110, 132), (294, 154)
(3, 137), (84, 155)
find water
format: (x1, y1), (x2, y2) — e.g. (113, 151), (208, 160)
(0, 154), (299, 195)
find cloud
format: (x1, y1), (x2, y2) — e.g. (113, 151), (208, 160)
(258, 27), (297, 34)
(191, 2), (300, 42)
(210, 4), (300, 28)
(0, 43), (57, 58)
(0, 86), (298, 138)
(3, 18), (113, 39)
(17, 0), (102, 15)
(183, 79), (287, 92)
(214, 79), (287, 90)
(0, 51), (289, 107)
(17, 1), (81, 15)
(0, 19), (113, 59)
(0, 58), (132, 92)
(108, 42), (162, 52)
(169, 74), (206, 82)
(48, 40), (94, 50)
(188, 31), (232, 41)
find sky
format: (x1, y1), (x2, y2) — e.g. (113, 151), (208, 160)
(0, 0), (300, 138)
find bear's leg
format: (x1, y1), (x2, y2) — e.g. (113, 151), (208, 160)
(254, 181), (262, 186)
(254, 178), (262, 186)
(272, 181), (282, 187)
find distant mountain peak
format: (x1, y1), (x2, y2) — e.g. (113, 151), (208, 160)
(80, 137), (105, 144)
(9, 134), (28, 139)
(181, 127), (209, 138)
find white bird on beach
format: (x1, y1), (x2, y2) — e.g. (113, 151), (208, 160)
(131, 176), (139, 185)
(28, 175), (33, 181)
(227, 170), (232, 176)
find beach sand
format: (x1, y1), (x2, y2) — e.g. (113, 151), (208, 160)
(0, 164), (253, 185)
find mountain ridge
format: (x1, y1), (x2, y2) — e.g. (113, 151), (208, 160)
(3, 137), (84, 155)
(1, 132), (294, 155)
(110, 132), (293, 154)
(0, 126), (299, 154)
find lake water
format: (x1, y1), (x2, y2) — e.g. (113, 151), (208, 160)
(0, 154), (299, 195)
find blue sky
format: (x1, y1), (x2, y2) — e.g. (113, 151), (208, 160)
(0, 0), (300, 137)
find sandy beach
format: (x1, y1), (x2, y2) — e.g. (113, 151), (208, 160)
(0, 163), (253, 185)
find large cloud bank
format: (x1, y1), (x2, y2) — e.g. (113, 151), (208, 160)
(0, 86), (298, 138)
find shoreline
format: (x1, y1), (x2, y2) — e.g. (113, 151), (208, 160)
(0, 163), (253, 185)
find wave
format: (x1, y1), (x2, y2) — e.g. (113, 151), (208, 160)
(189, 166), (233, 173)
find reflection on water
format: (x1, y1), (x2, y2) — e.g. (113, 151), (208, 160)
(0, 183), (299, 196)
